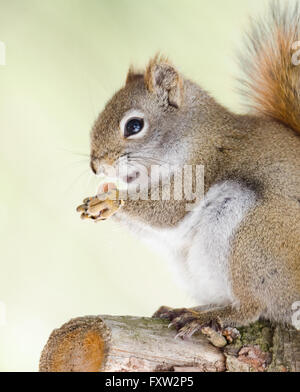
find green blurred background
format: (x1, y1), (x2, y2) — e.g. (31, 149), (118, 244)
(0, 0), (270, 371)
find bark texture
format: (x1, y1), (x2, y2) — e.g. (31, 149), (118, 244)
(39, 315), (300, 372)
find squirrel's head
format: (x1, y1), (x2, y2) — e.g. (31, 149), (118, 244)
(90, 55), (187, 186)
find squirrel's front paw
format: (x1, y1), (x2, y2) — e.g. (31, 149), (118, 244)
(76, 184), (124, 222)
(152, 306), (239, 347)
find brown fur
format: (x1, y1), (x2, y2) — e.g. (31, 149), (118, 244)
(125, 65), (143, 85)
(239, 0), (300, 134)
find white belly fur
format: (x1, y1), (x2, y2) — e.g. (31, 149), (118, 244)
(117, 180), (257, 307)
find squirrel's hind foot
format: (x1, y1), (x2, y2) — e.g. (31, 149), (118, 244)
(152, 305), (239, 347)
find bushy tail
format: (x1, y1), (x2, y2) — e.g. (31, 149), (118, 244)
(239, 0), (300, 134)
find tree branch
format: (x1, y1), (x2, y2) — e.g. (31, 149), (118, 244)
(39, 315), (300, 372)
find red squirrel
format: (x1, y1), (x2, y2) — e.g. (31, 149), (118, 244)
(77, 1), (300, 342)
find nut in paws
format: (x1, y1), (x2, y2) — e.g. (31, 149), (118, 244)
(76, 185), (124, 222)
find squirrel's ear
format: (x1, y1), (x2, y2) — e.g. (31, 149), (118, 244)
(125, 66), (143, 85)
(144, 55), (183, 108)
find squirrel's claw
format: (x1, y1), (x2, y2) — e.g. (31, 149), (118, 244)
(152, 305), (234, 347)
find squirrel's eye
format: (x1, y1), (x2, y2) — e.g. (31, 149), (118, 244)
(120, 110), (147, 139)
(124, 118), (144, 138)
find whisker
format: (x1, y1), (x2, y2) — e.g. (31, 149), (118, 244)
(63, 168), (91, 195)
(61, 159), (90, 169)
(59, 147), (90, 158)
